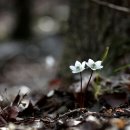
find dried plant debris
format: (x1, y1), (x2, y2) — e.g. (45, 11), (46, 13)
(0, 90), (75, 128)
(1, 74), (130, 129)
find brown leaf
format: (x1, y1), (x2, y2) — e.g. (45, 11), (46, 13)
(102, 92), (127, 107)
(1, 106), (19, 121)
(0, 115), (7, 126)
(35, 95), (47, 108)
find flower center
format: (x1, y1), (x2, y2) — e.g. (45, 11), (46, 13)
(91, 63), (96, 69)
(76, 66), (81, 70)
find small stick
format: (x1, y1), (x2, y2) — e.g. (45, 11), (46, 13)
(57, 108), (87, 120)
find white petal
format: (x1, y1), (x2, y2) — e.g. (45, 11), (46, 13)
(75, 61), (81, 67)
(72, 70), (79, 73)
(72, 68), (85, 73)
(69, 65), (75, 71)
(72, 71), (78, 73)
(91, 68), (97, 70)
(95, 61), (102, 67)
(82, 61), (86, 68)
(81, 67), (85, 72)
(86, 62), (91, 68)
(88, 59), (94, 65)
(100, 66), (103, 69)
(96, 65), (103, 69)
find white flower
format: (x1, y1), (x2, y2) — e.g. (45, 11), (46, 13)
(86, 59), (103, 71)
(69, 61), (86, 73)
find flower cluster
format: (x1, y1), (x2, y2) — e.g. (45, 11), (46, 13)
(69, 59), (103, 73)
(69, 58), (103, 108)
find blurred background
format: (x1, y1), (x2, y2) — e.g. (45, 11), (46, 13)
(0, 0), (130, 97)
(0, 0), (69, 95)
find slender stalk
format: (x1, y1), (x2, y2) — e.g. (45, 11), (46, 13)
(80, 72), (83, 108)
(86, 70), (93, 91)
(84, 70), (93, 105)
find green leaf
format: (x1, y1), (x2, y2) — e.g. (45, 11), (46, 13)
(101, 46), (109, 62)
(114, 64), (130, 72)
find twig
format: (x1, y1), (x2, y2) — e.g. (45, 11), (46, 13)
(40, 117), (55, 123)
(57, 108), (87, 120)
(91, 0), (130, 14)
(56, 109), (116, 121)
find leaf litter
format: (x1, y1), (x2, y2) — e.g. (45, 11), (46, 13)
(0, 73), (130, 129)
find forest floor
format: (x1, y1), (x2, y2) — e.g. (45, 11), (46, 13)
(0, 39), (130, 130)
